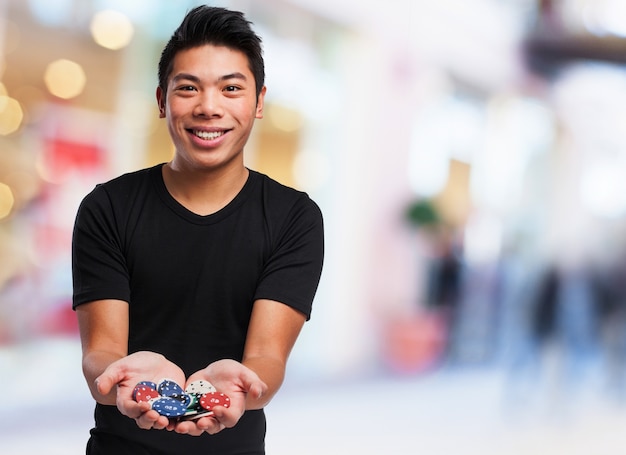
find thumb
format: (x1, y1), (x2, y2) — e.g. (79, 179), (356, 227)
(248, 380), (267, 400)
(95, 363), (125, 395)
(239, 368), (268, 399)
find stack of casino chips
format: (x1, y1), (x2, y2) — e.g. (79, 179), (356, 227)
(132, 379), (231, 420)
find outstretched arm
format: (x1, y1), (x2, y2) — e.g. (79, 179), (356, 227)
(77, 299), (129, 405)
(174, 298), (306, 435)
(241, 298), (306, 409)
(77, 299), (186, 430)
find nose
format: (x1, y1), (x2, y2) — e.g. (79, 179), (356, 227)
(194, 89), (224, 118)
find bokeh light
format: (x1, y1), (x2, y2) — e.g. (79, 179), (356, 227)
(0, 96), (23, 135)
(90, 10), (134, 50)
(0, 182), (15, 219)
(44, 59), (86, 100)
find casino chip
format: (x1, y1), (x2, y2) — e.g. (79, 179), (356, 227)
(133, 385), (160, 403)
(185, 380), (217, 394)
(169, 393), (192, 408)
(186, 392), (199, 409)
(137, 381), (158, 390)
(151, 397), (187, 418)
(133, 379), (230, 421)
(199, 392), (231, 411)
(182, 408), (214, 420)
(157, 379), (184, 397)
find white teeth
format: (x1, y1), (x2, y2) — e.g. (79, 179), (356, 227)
(194, 130), (224, 140)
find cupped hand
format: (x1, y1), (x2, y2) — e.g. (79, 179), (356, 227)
(172, 359), (268, 436)
(95, 351), (186, 431)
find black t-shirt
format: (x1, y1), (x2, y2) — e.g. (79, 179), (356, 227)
(72, 164), (324, 454)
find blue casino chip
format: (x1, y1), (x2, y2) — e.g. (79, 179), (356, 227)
(170, 393), (192, 408)
(151, 397), (187, 418)
(157, 379), (184, 397)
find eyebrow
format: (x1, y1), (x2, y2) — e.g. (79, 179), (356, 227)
(171, 72), (248, 84)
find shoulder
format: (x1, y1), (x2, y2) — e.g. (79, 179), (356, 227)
(249, 171), (323, 232)
(248, 170), (323, 239)
(251, 170), (321, 216)
(75, 166), (162, 229)
(80, 165), (160, 207)
(97, 165), (157, 195)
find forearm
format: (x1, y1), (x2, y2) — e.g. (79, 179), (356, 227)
(82, 350), (125, 405)
(242, 356), (286, 410)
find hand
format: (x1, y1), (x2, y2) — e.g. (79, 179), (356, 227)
(95, 351), (186, 431)
(173, 359), (268, 436)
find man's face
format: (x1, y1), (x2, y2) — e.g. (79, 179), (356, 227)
(157, 44), (265, 173)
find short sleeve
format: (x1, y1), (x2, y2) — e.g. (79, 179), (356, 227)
(254, 194), (324, 320)
(72, 185), (131, 309)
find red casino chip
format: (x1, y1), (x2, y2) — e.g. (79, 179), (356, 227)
(133, 385), (160, 403)
(199, 392), (231, 411)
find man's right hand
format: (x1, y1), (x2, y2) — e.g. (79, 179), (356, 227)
(95, 351), (186, 431)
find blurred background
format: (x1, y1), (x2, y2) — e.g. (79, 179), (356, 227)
(2, 0), (626, 453)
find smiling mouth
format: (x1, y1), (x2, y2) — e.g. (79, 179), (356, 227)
(191, 130), (228, 140)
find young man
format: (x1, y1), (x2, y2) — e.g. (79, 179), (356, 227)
(72, 6), (324, 454)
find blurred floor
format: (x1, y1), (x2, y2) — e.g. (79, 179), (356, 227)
(1, 338), (626, 454)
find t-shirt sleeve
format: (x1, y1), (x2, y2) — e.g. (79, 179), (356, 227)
(72, 185), (131, 309)
(254, 194), (324, 320)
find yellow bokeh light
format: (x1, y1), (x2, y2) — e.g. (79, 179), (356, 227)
(0, 182), (15, 220)
(0, 96), (24, 135)
(0, 82), (8, 110)
(44, 59), (86, 100)
(268, 104), (303, 132)
(90, 10), (134, 50)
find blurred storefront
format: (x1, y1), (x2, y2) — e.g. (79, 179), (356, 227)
(1, 0), (626, 389)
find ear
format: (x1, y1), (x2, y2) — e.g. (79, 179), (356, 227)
(255, 86), (266, 119)
(156, 87), (166, 118)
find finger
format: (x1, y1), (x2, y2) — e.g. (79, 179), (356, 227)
(237, 369), (268, 398)
(210, 406), (239, 428)
(135, 410), (163, 430)
(195, 415), (225, 435)
(120, 400), (151, 419)
(247, 380), (267, 400)
(95, 375), (115, 396)
(95, 364), (127, 396)
(173, 420), (204, 436)
(209, 422), (226, 434)
(151, 415), (171, 431)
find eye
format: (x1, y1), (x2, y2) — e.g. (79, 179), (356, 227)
(224, 85), (241, 92)
(176, 85), (196, 92)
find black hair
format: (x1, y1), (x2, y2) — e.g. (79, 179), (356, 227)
(158, 6), (265, 98)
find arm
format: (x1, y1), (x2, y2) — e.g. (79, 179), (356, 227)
(241, 298), (306, 409)
(174, 298), (305, 435)
(77, 299), (185, 430)
(77, 299), (129, 405)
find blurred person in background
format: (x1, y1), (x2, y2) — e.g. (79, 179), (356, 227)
(71, 5), (324, 454)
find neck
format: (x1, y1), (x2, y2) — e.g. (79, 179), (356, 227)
(162, 163), (249, 216)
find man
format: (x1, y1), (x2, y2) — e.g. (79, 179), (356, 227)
(72, 6), (324, 454)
